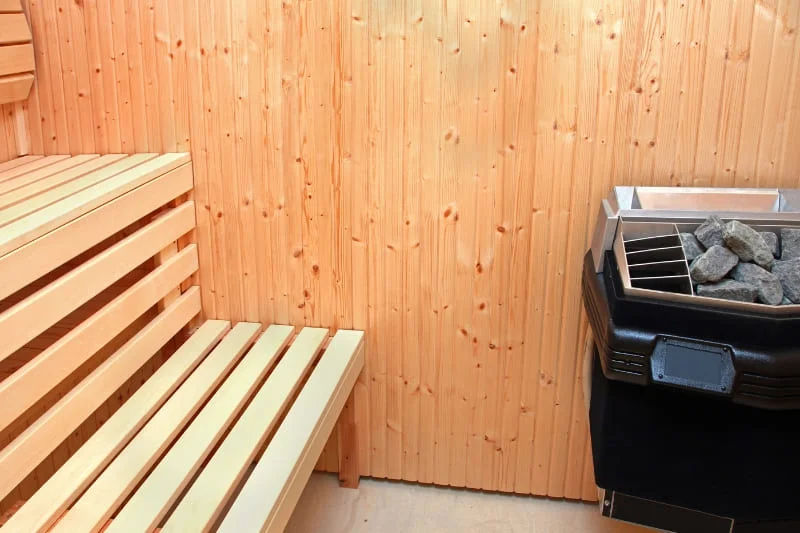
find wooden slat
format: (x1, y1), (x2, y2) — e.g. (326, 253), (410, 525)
(53, 322), (262, 532)
(0, 288), (201, 503)
(0, 155), (70, 183)
(0, 154), (119, 201)
(0, 12), (30, 44)
(0, 155), (99, 204)
(0, 153), (190, 256)
(0, 201), (195, 363)
(0, 155), (41, 173)
(0, 245), (199, 433)
(161, 327), (330, 532)
(0, 43), (33, 77)
(0, 73), (33, 105)
(217, 330), (365, 533)
(0, 0), (23, 13)
(109, 325), (296, 532)
(0, 162), (193, 301)
(2, 320), (229, 533)
(0, 153), (156, 226)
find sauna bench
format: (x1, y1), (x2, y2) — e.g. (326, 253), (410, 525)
(0, 154), (364, 532)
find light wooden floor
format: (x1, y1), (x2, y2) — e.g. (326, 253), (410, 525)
(287, 473), (651, 533)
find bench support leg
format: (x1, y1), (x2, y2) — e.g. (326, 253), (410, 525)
(337, 390), (359, 489)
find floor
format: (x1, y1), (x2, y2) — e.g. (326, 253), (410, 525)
(287, 473), (651, 533)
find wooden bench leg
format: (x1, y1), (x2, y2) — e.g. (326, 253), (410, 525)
(337, 390), (359, 489)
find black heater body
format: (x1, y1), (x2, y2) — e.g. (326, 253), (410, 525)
(583, 251), (800, 532)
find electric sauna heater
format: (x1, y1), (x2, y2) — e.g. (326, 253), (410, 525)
(582, 187), (800, 533)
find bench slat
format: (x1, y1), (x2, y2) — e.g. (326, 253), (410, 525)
(0, 201), (195, 363)
(0, 155), (42, 173)
(0, 12), (29, 44)
(0, 43), (33, 77)
(0, 153), (190, 257)
(0, 244), (198, 432)
(0, 162), (194, 301)
(0, 154), (157, 226)
(160, 327), (330, 533)
(0, 155), (69, 183)
(109, 325), (297, 532)
(0, 72), (33, 105)
(52, 322), (263, 533)
(2, 320), (230, 533)
(218, 330), (365, 533)
(0, 154), (101, 198)
(0, 0), (23, 12)
(0, 155), (125, 203)
(0, 288), (201, 502)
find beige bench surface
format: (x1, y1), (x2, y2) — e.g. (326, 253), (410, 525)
(3, 322), (365, 533)
(0, 153), (190, 258)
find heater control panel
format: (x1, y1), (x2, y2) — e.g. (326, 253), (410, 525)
(650, 337), (735, 395)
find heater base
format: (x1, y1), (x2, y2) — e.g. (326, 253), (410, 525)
(588, 348), (800, 522)
(600, 490), (800, 533)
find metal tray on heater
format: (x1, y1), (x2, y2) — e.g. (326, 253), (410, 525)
(613, 218), (800, 315)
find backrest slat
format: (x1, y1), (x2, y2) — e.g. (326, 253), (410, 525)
(0, 244), (199, 433)
(0, 201), (196, 363)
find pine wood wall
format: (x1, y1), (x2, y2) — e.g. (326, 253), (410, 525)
(2, 0), (800, 500)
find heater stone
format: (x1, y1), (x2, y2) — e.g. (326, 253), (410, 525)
(697, 279), (758, 303)
(780, 228), (800, 260)
(773, 258), (800, 303)
(690, 245), (739, 283)
(694, 215), (726, 248)
(723, 220), (775, 269)
(680, 233), (705, 261)
(760, 232), (780, 258)
(731, 262), (783, 305)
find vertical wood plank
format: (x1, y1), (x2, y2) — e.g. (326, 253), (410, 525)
(754, 0), (800, 187)
(416, 0), (442, 486)
(140, 0), (162, 151)
(367, 0), (387, 480)
(693, 0), (733, 187)
(383, 0), (404, 481)
(434, 0), (458, 487)
(349, 0), (372, 475)
(231, 0), (258, 322)
(401, 0), (422, 484)
(124, 0), (149, 152)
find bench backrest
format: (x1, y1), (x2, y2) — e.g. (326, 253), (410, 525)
(0, 154), (198, 514)
(0, 0), (34, 105)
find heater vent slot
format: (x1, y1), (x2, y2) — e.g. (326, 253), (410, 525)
(617, 225), (692, 297)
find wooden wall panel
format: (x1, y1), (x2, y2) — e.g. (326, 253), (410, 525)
(3, 0), (800, 500)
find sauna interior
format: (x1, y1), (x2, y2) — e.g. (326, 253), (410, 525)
(1, 0), (799, 532)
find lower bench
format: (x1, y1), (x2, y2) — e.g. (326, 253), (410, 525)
(2, 321), (365, 532)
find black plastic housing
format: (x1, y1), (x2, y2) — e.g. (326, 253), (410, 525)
(582, 250), (800, 409)
(589, 347), (800, 522)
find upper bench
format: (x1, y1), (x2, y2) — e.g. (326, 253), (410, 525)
(0, 153), (193, 303)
